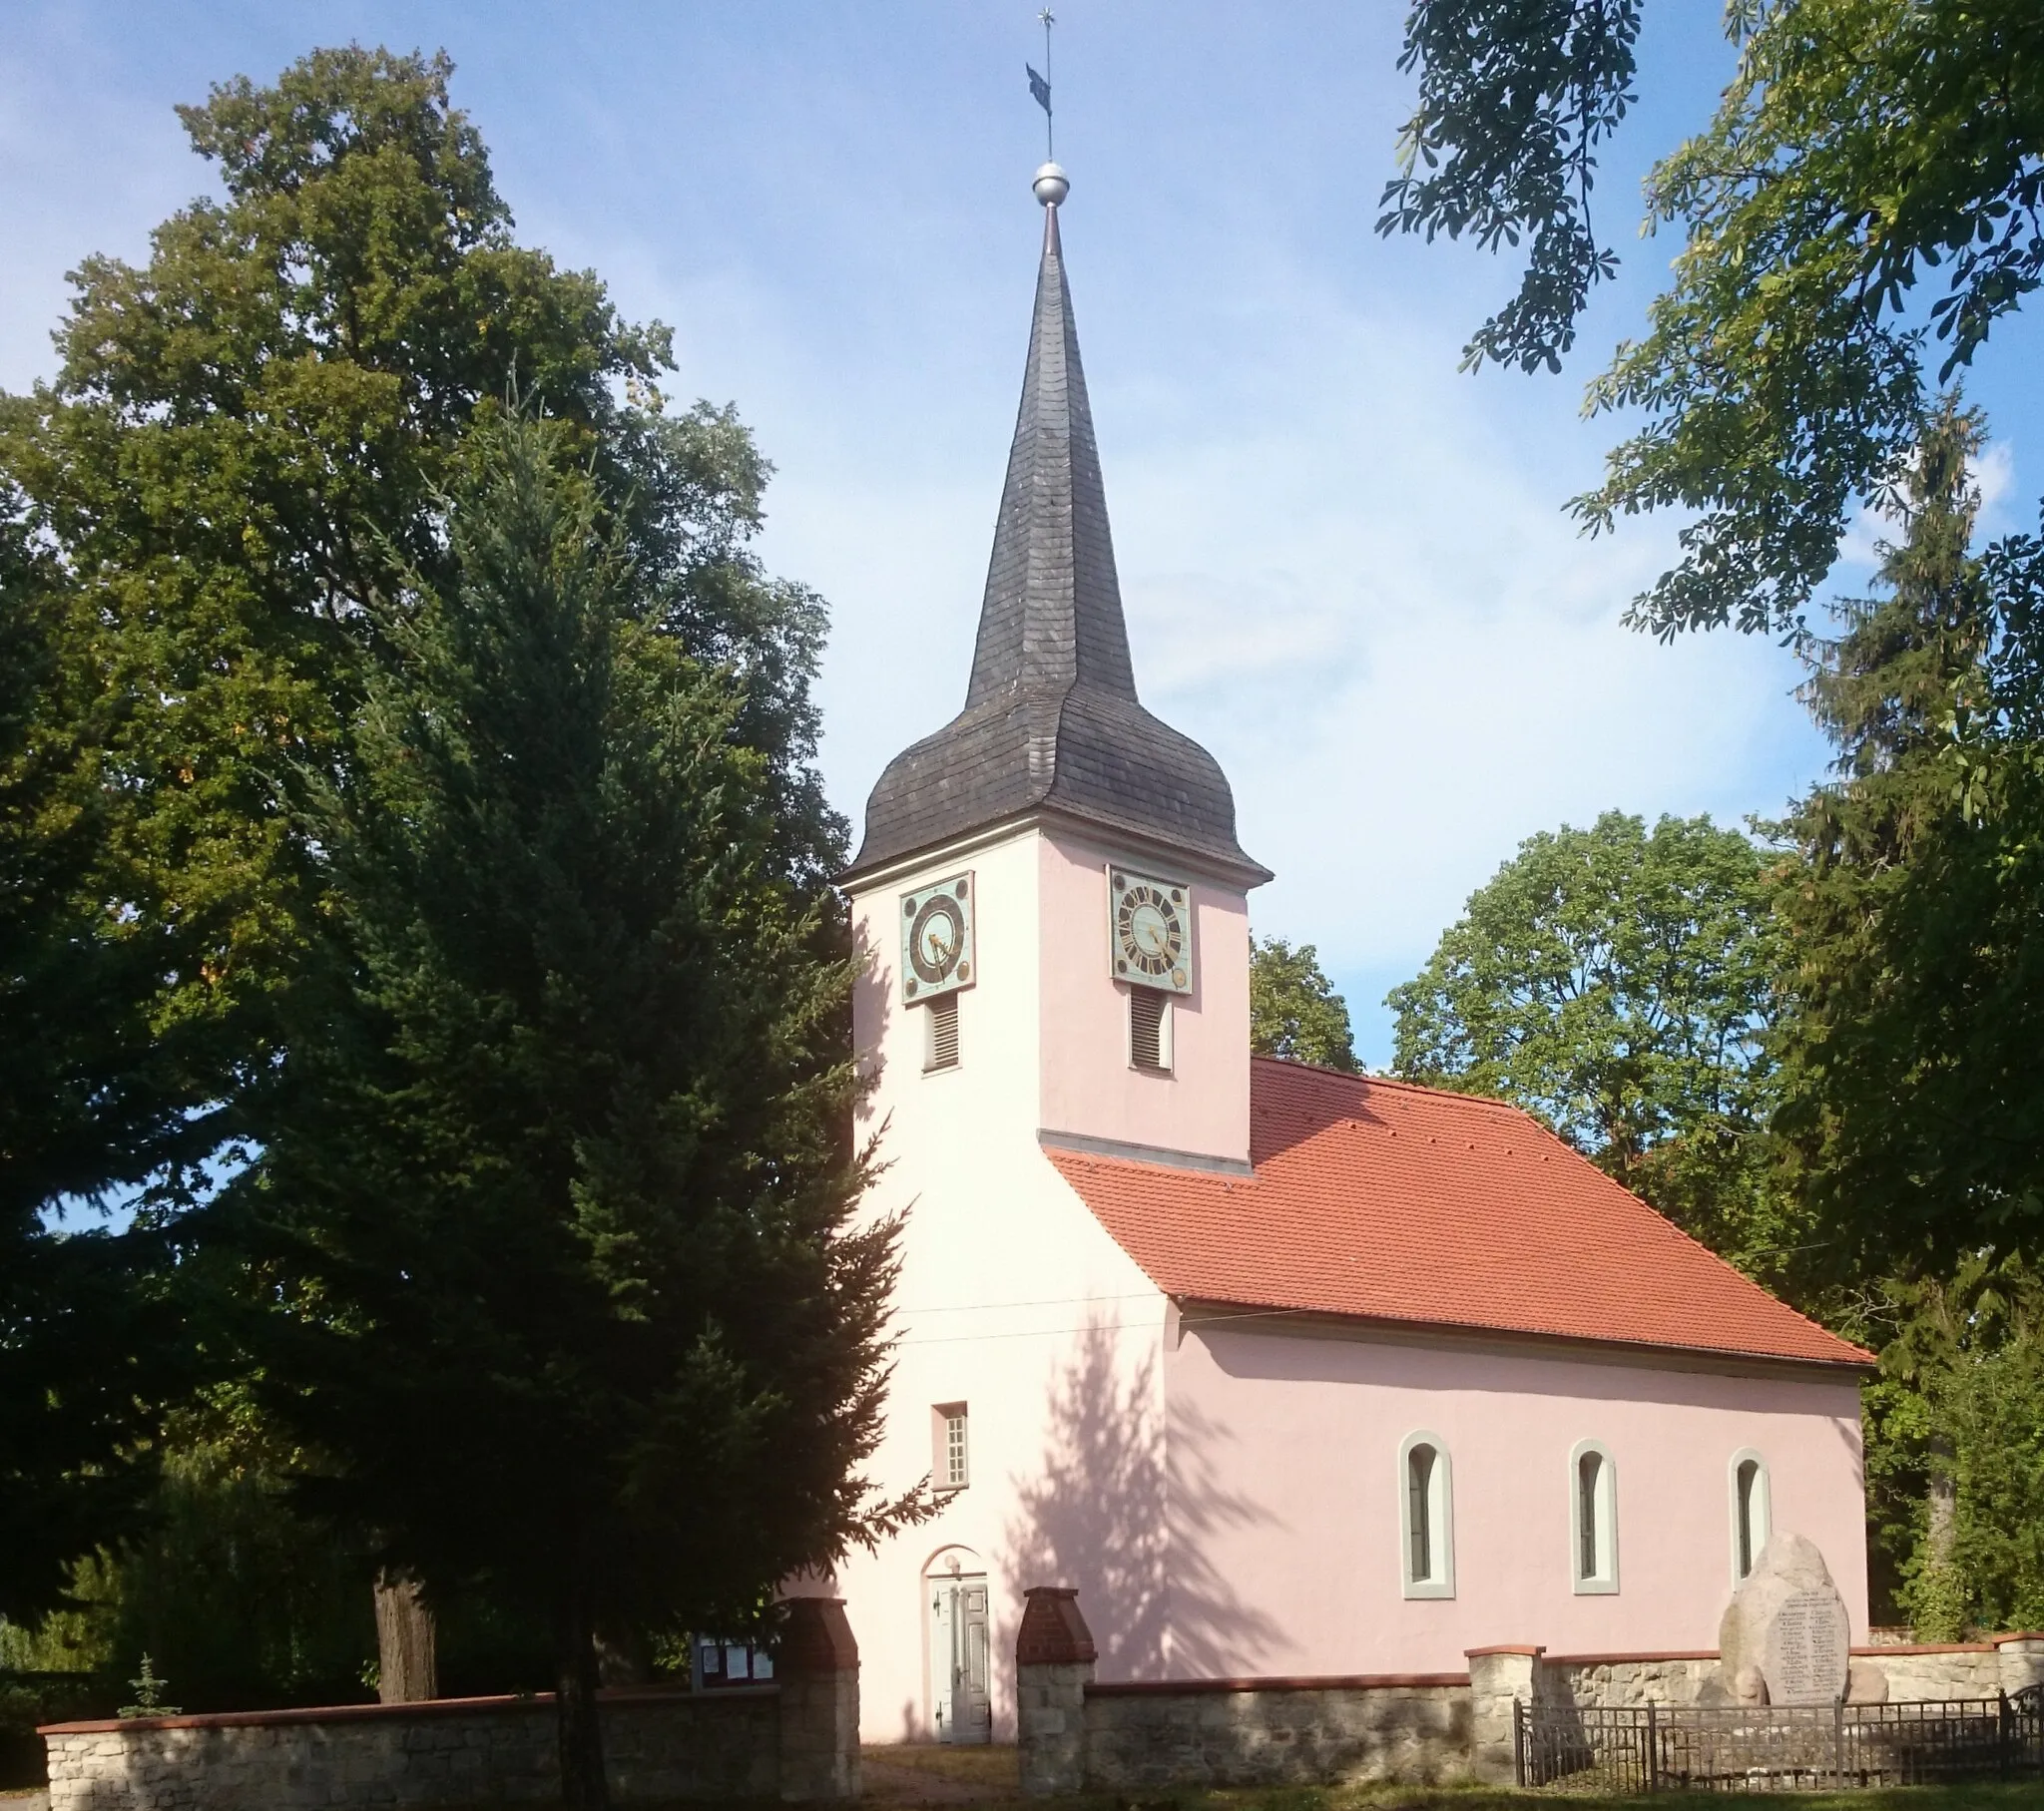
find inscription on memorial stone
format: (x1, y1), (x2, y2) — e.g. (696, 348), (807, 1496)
(1762, 1587), (1849, 1706)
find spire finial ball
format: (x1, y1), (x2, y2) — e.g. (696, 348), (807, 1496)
(1033, 162), (1069, 207)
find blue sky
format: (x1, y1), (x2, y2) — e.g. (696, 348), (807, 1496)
(6, 2), (2041, 1066)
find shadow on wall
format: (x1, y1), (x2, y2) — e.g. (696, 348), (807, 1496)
(1004, 1318), (1280, 1679)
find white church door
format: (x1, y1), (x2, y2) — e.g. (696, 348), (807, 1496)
(928, 1572), (991, 1743)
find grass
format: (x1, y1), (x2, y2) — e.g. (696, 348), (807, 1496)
(853, 1745), (2044, 1811)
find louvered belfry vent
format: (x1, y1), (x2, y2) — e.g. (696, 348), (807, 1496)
(1129, 989), (1168, 1073)
(925, 994), (960, 1072)
(840, 183), (1268, 889)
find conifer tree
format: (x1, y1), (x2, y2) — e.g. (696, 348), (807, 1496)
(1772, 398), (2036, 1272)
(1775, 399), (2044, 1633)
(223, 411), (913, 1806)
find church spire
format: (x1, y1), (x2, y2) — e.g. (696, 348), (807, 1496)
(842, 167), (1268, 888)
(964, 163), (1139, 709)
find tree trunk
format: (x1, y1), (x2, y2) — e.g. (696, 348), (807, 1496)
(373, 1570), (438, 1703)
(556, 1584), (608, 1809)
(1917, 1431), (1965, 1640)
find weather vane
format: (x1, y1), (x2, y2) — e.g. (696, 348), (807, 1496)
(1027, 8), (1056, 162)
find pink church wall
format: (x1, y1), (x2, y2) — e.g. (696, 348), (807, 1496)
(1035, 829), (1252, 1165)
(1161, 1323), (1868, 1676)
(831, 819), (1868, 1742)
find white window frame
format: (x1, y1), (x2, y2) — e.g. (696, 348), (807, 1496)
(1397, 1429), (1456, 1599)
(1569, 1439), (1620, 1594)
(933, 1403), (969, 1491)
(1729, 1448), (1772, 1587)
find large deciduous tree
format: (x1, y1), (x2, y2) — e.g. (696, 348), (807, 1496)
(1, 487), (211, 1623)
(1, 44), (843, 1649)
(1387, 811), (1799, 1275)
(1250, 936), (1360, 1073)
(223, 411), (914, 1807)
(1380, 0), (2044, 637)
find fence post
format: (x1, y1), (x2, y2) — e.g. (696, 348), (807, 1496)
(1645, 1702), (1657, 1793)
(1512, 1696), (1525, 1787)
(1465, 1646), (1543, 1787)
(1832, 1702), (1844, 1790)
(1999, 1690), (2012, 1781)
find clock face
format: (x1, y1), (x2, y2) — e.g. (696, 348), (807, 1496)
(1108, 868), (1194, 994)
(899, 873), (975, 1002)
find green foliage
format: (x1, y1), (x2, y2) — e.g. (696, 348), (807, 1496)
(118, 1655), (180, 1720)
(1, 42), (847, 1652)
(1249, 937), (1359, 1072)
(1856, 1260), (2044, 1637)
(1382, 1), (2044, 636)
(217, 408), (916, 1794)
(0, 43), (679, 1174)
(1379, 1), (1644, 374)
(1, 484), (211, 1622)
(1388, 810), (1801, 1274)
(1773, 400), (2044, 1274)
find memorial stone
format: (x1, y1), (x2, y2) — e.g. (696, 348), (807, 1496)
(1718, 1533), (1851, 1708)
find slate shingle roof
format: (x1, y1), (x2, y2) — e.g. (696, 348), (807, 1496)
(841, 198), (1269, 886)
(1046, 1057), (1871, 1370)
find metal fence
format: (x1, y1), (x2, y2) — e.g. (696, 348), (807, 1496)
(1517, 1686), (2044, 1791)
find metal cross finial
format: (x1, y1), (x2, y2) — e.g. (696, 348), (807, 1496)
(1038, 8), (1055, 160)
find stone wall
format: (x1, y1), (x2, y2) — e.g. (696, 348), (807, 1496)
(1013, 1588), (1477, 1797)
(1544, 1634), (2044, 1708)
(1081, 1677), (1471, 1791)
(42, 1599), (861, 1810)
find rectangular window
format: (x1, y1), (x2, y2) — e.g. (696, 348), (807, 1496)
(934, 1403), (969, 1490)
(924, 994), (959, 1072)
(1128, 988), (1172, 1073)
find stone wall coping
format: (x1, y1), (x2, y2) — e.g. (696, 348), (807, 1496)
(1546, 1651), (1718, 1666)
(1992, 1631), (2044, 1645)
(1464, 1645), (1544, 1658)
(1545, 1642), (2029, 1665)
(1086, 1672), (1469, 1696)
(39, 1682), (776, 1737)
(1855, 1642), (1995, 1656)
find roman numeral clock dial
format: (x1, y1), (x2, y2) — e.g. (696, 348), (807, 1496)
(1108, 868), (1194, 994)
(899, 873), (976, 1002)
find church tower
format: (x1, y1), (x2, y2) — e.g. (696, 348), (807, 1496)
(831, 166), (1270, 1741)
(841, 163), (1270, 1172)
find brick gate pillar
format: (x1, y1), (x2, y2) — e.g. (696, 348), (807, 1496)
(1015, 1586), (1096, 1798)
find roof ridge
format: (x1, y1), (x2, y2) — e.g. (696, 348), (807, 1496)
(1252, 1054), (1540, 1119)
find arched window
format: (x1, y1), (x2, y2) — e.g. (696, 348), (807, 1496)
(1569, 1440), (1619, 1593)
(1729, 1449), (1772, 1586)
(1398, 1431), (1455, 1598)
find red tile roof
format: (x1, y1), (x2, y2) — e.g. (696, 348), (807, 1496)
(1047, 1057), (1870, 1370)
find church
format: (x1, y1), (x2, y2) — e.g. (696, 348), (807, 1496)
(822, 164), (1871, 1746)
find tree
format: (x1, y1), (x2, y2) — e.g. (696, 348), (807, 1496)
(220, 412), (915, 1807)
(1380, 1), (2044, 636)
(0, 42), (837, 1649)
(1387, 810), (1799, 1273)
(1770, 399), (2044, 1273)
(1857, 1257), (2044, 1636)
(0, 484), (212, 1622)
(1250, 937), (1360, 1072)
(0, 45), (685, 1198)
